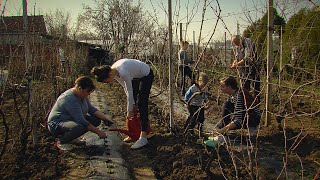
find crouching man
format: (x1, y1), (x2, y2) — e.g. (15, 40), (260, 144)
(47, 76), (110, 150)
(213, 76), (261, 135)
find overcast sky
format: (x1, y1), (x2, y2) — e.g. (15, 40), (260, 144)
(2, 0), (319, 42)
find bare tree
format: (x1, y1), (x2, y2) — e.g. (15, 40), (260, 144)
(44, 10), (72, 40)
(81, 0), (155, 58)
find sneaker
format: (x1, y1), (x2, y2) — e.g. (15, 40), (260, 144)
(70, 138), (86, 145)
(56, 141), (75, 151)
(130, 137), (148, 149)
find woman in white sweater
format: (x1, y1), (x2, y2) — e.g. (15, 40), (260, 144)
(91, 59), (154, 149)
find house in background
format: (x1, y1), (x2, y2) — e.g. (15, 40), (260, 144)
(0, 15), (47, 45)
(0, 15), (112, 80)
(0, 15), (56, 79)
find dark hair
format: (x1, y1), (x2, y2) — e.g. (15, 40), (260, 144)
(75, 76), (95, 92)
(222, 76), (238, 90)
(91, 65), (112, 82)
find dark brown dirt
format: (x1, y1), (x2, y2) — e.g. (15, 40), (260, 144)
(0, 82), (319, 179)
(102, 82), (320, 180)
(0, 128), (67, 179)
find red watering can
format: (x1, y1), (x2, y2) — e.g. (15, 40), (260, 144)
(109, 113), (151, 141)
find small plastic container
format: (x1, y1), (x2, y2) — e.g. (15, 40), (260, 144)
(204, 139), (220, 148)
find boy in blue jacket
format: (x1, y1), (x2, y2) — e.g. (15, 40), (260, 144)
(184, 72), (209, 136)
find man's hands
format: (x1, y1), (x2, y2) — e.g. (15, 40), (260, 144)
(205, 128), (224, 137)
(213, 128), (225, 134)
(230, 60), (238, 69)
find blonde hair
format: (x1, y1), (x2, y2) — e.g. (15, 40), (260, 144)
(198, 72), (209, 84)
(232, 35), (241, 46)
(180, 41), (189, 49)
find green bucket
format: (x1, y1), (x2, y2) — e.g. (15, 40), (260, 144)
(204, 139), (219, 148)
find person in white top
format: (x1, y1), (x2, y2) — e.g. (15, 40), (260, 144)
(91, 59), (154, 149)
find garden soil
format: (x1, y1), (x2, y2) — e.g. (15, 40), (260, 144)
(0, 83), (319, 179)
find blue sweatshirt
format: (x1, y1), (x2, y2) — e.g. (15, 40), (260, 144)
(47, 89), (98, 131)
(185, 84), (207, 107)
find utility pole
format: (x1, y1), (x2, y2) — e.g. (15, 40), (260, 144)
(279, 26), (283, 87)
(266, 0), (274, 127)
(224, 32), (227, 65)
(23, 0), (37, 145)
(168, 0), (174, 132)
(23, 0), (30, 70)
(237, 22), (240, 35)
(193, 31), (195, 61)
(179, 23), (183, 42)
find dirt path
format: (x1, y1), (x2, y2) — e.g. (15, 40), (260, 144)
(58, 90), (131, 179)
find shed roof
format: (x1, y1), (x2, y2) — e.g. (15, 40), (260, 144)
(0, 15), (47, 34)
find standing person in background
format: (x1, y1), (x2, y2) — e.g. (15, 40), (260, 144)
(91, 58), (154, 149)
(47, 76), (109, 151)
(184, 72), (209, 136)
(230, 34), (261, 102)
(178, 41), (195, 96)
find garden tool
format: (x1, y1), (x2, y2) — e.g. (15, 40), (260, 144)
(109, 113), (151, 141)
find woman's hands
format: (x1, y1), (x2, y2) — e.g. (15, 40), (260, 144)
(207, 122), (237, 136)
(93, 110), (113, 126)
(102, 114), (113, 126)
(87, 123), (107, 139)
(127, 104), (138, 118)
(127, 111), (134, 118)
(102, 114), (112, 121)
(96, 130), (107, 139)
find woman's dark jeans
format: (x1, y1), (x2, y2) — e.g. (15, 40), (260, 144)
(132, 69), (154, 131)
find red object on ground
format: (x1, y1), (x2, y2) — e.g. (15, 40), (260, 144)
(109, 113), (151, 141)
